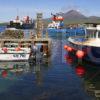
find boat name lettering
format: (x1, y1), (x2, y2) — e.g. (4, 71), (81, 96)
(13, 54), (26, 58)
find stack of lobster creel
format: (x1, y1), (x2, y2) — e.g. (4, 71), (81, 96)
(2, 30), (24, 39)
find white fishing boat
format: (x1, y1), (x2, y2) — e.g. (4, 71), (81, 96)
(0, 39), (31, 61)
(66, 23), (100, 64)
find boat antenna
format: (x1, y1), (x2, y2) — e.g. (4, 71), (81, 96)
(51, 13), (53, 15)
(17, 8), (19, 16)
(16, 8), (19, 20)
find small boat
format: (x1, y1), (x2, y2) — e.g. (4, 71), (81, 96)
(66, 23), (100, 64)
(0, 39), (31, 61)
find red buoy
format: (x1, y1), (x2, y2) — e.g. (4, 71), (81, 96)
(2, 70), (8, 78)
(75, 66), (86, 77)
(2, 47), (8, 53)
(76, 50), (85, 59)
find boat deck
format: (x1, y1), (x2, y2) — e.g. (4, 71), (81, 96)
(0, 38), (52, 57)
(68, 37), (100, 47)
(0, 38), (51, 42)
(0, 38), (51, 46)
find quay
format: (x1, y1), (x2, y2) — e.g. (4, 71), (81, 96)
(0, 13), (52, 61)
(0, 38), (51, 44)
(0, 38), (52, 53)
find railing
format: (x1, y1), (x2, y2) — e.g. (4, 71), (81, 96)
(0, 38), (51, 42)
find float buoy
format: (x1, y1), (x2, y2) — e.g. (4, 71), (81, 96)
(67, 47), (73, 52)
(15, 47), (21, 51)
(76, 50), (85, 59)
(64, 45), (68, 50)
(2, 47), (8, 53)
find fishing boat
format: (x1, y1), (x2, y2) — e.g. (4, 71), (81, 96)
(0, 39), (31, 61)
(47, 14), (66, 32)
(0, 29), (31, 61)
(66, 23), (100, 64)
(7, 16), (34, 29)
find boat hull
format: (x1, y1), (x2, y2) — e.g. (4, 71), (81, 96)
(84, 46), (100, 64)
(7, 23), (34, 29)
(47, 28), (66, 32)
(0, 53), (30, 61)
(68, 40), (100, 65)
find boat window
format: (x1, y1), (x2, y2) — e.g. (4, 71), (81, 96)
(86, 30), (96, 38)
(11, 45), (18, 47)
(98, 31), (100, 38)
(93, 31), (96, 38)
(76, 31), (85, 37)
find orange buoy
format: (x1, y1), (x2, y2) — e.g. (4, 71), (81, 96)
(76, 50), (85, 59)
(67, 47), (73, 52)
(15, 47), (21, 51)
(64, 45), (68, 50)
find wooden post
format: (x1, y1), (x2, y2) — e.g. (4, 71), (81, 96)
(36, 13), (43, 38)
(45, 30), (48, 38)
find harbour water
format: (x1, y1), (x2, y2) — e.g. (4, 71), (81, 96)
(0, 26), (99, 100)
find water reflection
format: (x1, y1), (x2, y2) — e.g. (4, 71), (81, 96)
(0, 56), (49, 81)
(65, 53), (100, 99)
(0, 29), (95, 99)
(75, 65), (86, 77)
(64, 54), (74, 65)
(0, 62), (29, 80)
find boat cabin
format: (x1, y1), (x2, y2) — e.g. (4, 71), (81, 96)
(86, 24), (100, 39)
(0, 40), (31, 49)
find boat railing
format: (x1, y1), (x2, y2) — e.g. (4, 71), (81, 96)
(86, 28), (100, 39)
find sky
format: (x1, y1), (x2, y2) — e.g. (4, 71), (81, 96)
(0, 0), (100, 22)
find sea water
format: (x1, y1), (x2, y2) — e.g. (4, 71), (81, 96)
(0, 26), (99, 100)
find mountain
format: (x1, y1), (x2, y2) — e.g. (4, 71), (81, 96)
(59, 10), (100, 24)
(62, 10), (86, 19)
(44, 10), (100, 24)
